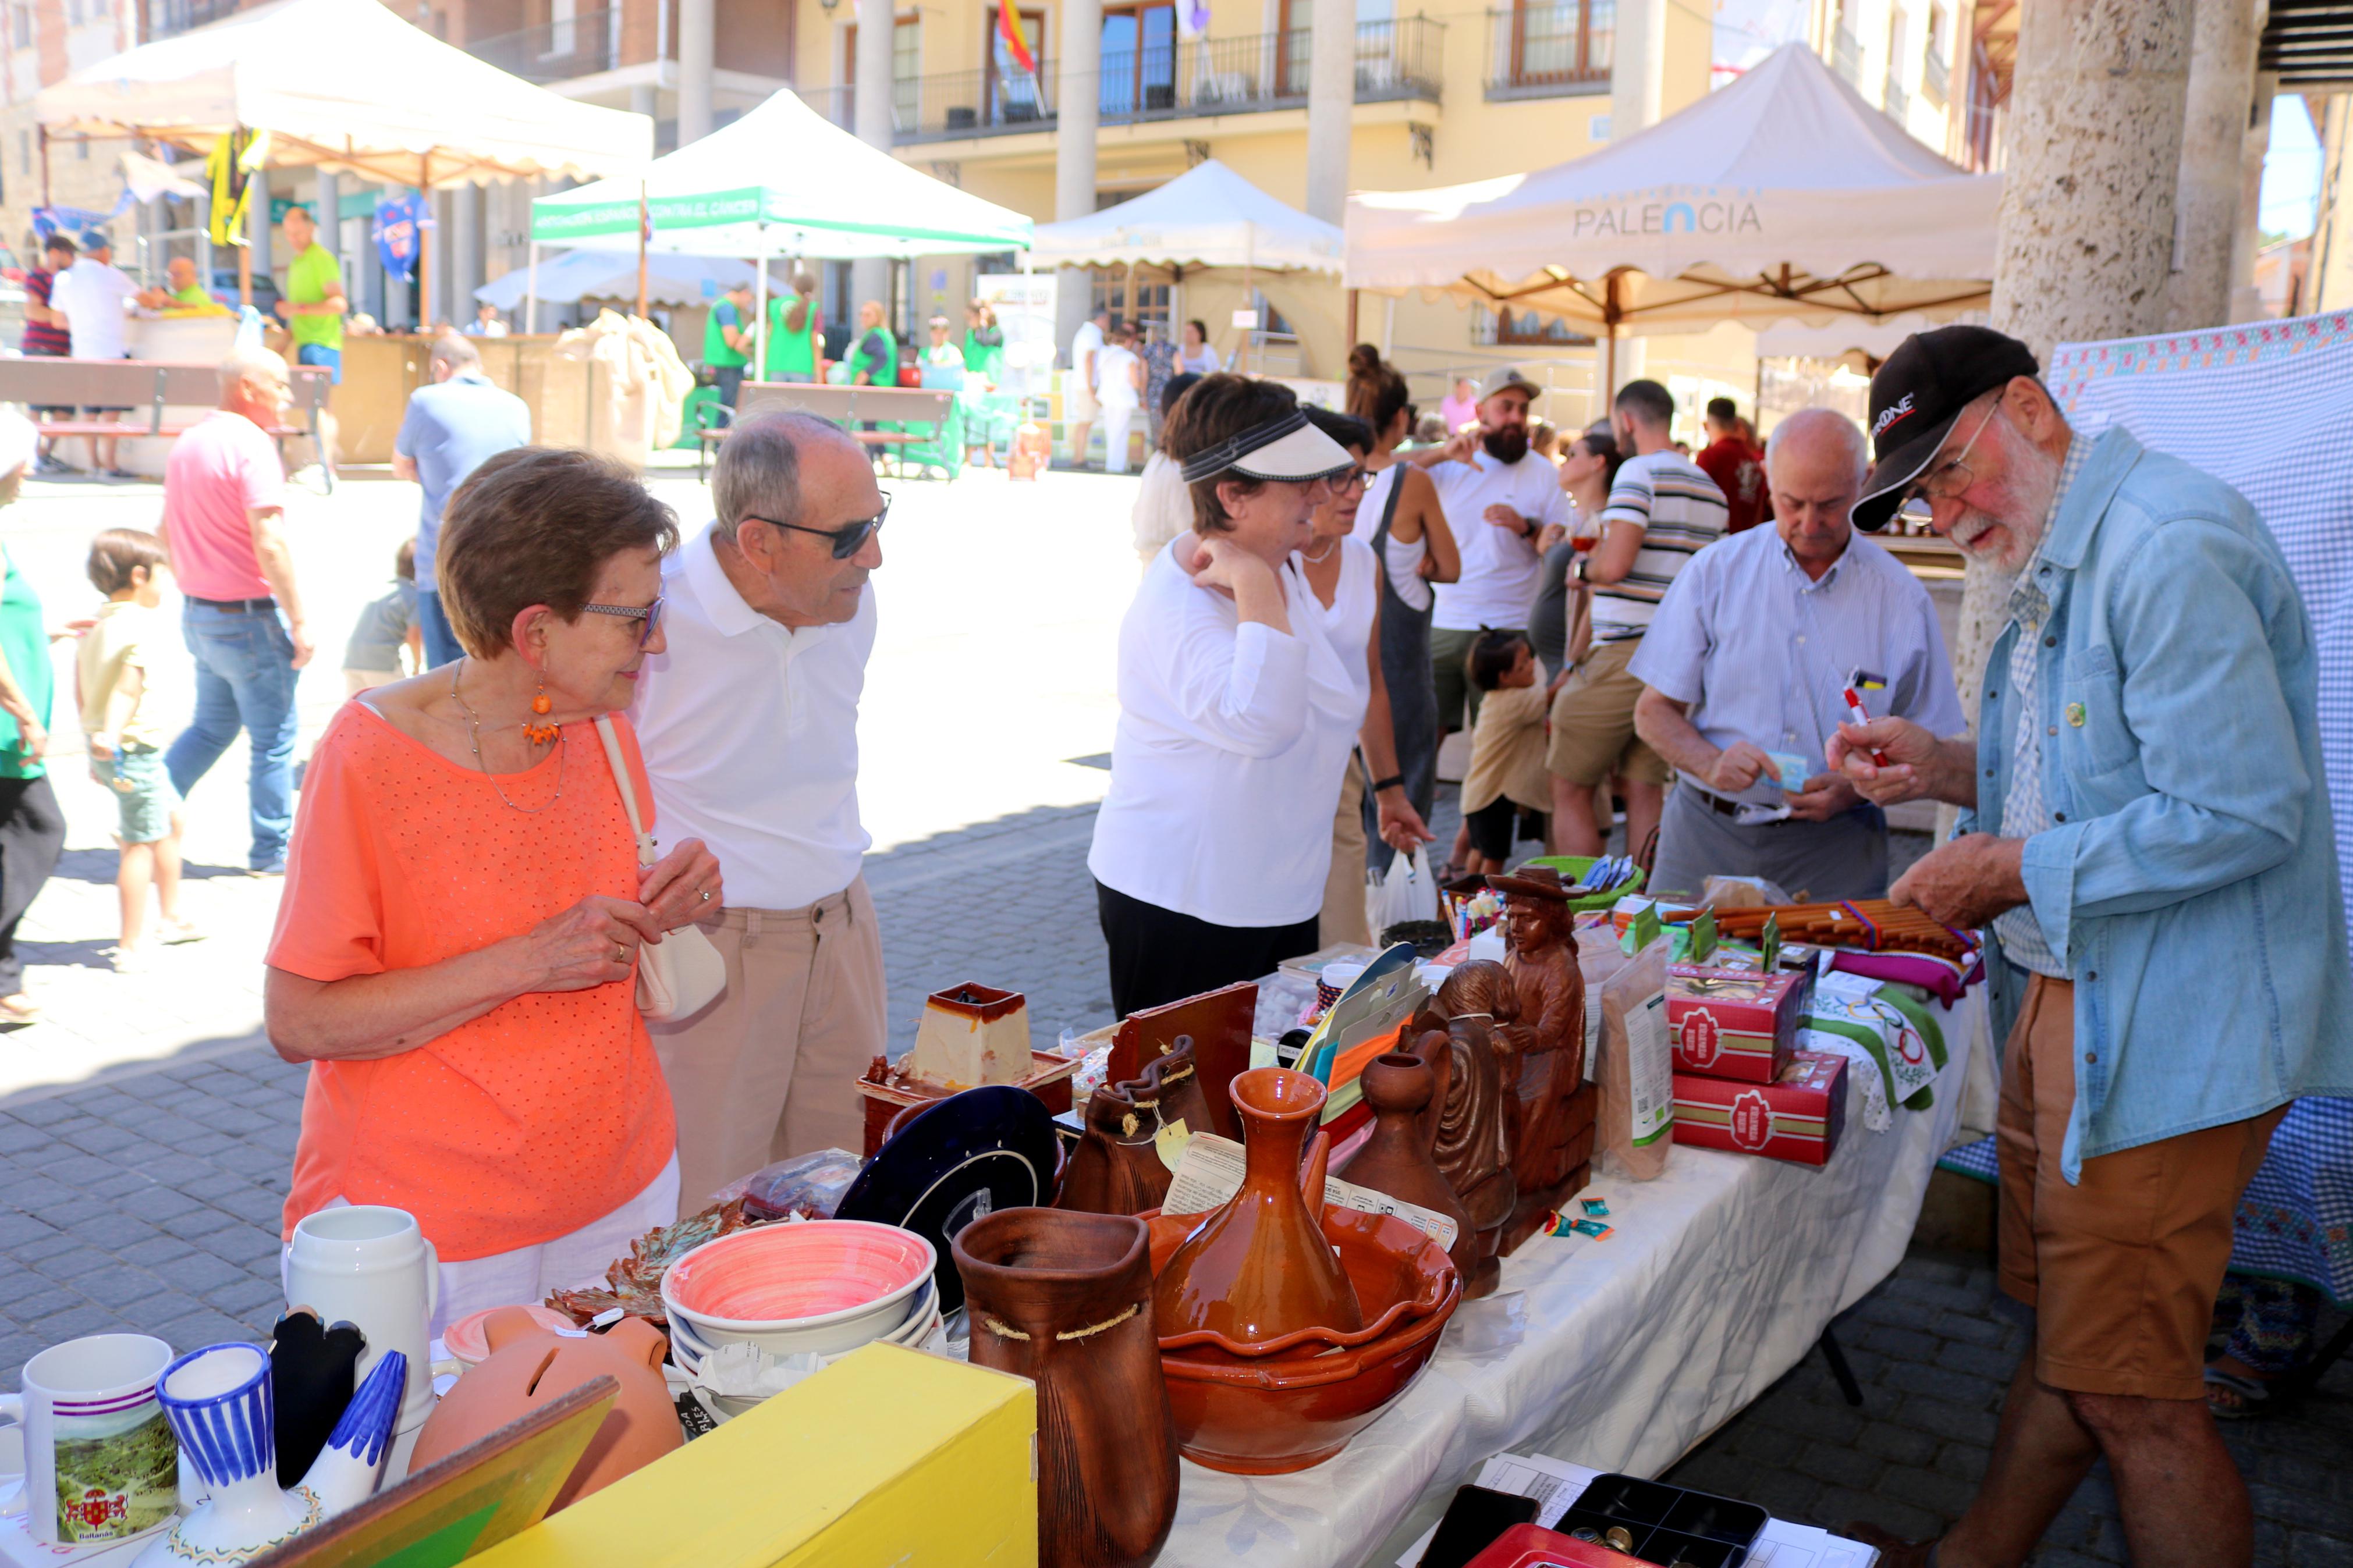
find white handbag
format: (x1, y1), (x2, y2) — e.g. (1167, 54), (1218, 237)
(594, 716), (727, 1022)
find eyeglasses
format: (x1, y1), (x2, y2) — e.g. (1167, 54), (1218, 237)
(1894, 403), (1998, 521)
(743, 494), (893, 560)
(581, 595), (665, 648)
(1330, 465), (1371, 493)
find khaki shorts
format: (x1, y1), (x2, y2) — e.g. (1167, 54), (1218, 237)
(1546, 639), (1670, 787)
(1066, 378), (1101, 421)
(1996, 974), (2284, 1400)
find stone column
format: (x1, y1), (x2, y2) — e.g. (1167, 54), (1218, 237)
(1054, 0), (1103, 358)
(629, 82), (657, 121)
(2164, 0), (2263, 331)
(453, 184), (484, 324)
(1954, 0), (2193, 734)
(1303, 0), (1354, 225)
(851, 0), (898, 328)
(313, 169), (337, 259)
(2228, 73), (2277, 322)
(676, 0), (715, 145)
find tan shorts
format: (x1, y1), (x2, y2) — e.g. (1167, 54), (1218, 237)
(1996, 974), (2284, 1399)
(1546, 639), (1670, 787)
(1066, 378), (1100, 421)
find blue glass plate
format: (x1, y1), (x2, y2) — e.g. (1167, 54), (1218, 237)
(835, 1085), (1060, 1312)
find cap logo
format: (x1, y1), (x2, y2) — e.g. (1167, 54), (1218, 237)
(1871, 393), (1917, 442)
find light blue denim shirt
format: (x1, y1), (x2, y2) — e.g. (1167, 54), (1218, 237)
(1963, 425), (2353, 1182)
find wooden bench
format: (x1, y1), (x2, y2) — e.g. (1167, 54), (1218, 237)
(699, 381), (960, 482)
(0, 358), (337, 490)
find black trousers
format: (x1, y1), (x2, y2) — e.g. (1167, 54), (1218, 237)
(1096, 880), (1319, 1021)
(0, 774), (65, 994)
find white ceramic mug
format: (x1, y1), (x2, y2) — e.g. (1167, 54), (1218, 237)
(281, 1206), (438, 1439)
(0, 1334), (176, 1545)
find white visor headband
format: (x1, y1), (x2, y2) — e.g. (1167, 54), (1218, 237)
(1180, 410), (1357, 485)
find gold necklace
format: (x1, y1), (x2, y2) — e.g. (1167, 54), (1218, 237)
(449, 659), (565, 814)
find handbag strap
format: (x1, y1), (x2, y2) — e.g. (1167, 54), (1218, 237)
(592, 715), (659, 867)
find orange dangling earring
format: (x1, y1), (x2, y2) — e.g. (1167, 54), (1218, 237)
(522, 674), (561, 746)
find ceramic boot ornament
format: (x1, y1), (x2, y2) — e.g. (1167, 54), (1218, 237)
(300, 1349), (407, 1517)
(1336, 1053), (1479, 1286)
(954, 1208), (1178, 1568)
(139, 1343), (322, 1566)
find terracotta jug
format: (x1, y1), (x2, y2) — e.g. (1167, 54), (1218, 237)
(1139, 1038), (1215, 1143)
(1336, 1053), (1479, 1285)
(409, 1307), (678, 1512)
(1058, 1078), (1174, 1216)
(1152, 1068), (1362, 1348)
(954, 1209), (1177, 1568)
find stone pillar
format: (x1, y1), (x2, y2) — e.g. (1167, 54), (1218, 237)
(2228, 73), (2277, 321)
(630, 82), (658, 120)
(1054, 0), (1103, 358)
(2164, 0), (2263, 331)
(851, 0), (898, 329)
(453, 184), (484, 323)
(1609, 0), (1667, 143)
(676, 0), (715, 145)
(313, 169), (338, 264)
(251, 176), (275, 300)
(1303, 0), (1353, 225)
(1954, 0), (2194, 736)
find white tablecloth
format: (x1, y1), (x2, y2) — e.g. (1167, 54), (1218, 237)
(1160, 987), (1982, 1567)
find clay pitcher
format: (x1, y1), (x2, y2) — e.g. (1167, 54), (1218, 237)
(955, 1208), (1177, 1568)
(1058, 1078), (1174, 1215)
(1152, 1068), (1362, 1347)
(1337, 1053), (1479, 1285)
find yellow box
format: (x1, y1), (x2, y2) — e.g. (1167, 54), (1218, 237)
(468, 1343), (1038, 1568)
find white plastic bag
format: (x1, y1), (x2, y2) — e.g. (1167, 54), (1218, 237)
(1364, 845), (1437, 938)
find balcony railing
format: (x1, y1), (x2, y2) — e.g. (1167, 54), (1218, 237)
(144, 0), (242, 40)
(876, 17), (1442, 144)
(1483, 3), (1613, 99)
(1832, 28), (1863, 86)
(1920, 51), (1948, 109)
(466, 9), (624, 84)
(1882, 72), (1910, 119)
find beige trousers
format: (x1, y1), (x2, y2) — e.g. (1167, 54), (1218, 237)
(1320, 765), (1371, 948)
(650, 876), (888, 1217)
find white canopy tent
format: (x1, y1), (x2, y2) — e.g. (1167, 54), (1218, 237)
(476, 252), (791, 312)
(1345, 42), (2000, 380)
(35, 0), (650, 308)
(528, 88), (1031, 343)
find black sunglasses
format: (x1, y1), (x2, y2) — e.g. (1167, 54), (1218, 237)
(743, 495), (892, 560)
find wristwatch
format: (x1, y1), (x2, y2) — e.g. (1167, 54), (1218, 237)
(1520, 514), (1539, 541)
(1572, 557), (1588, 584)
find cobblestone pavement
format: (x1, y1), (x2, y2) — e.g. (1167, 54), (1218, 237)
(5, 776), (2349, 1564)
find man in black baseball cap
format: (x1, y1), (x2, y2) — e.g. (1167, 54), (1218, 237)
(1852, 323), (2042, 536)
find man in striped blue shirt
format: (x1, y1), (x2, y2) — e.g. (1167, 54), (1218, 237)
(1545, 378), (1727, 858)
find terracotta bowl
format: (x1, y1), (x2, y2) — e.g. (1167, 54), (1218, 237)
(1150, 1201), (1456, 1359)
(1142, 1204), (1462, 1473)
(662, 1219), (936, 1356)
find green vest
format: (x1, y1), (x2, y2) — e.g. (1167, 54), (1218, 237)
(765, 293), (818, 376)
(853, 326), (897, 385)
(962, 330), (1006, 385)
(704, 298), (750, 368)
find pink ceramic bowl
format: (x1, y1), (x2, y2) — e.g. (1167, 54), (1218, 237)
(661, 1220), (938, 1356)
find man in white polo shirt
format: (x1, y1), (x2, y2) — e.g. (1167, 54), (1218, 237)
(631, 411), (888, 1213)
(1414, 365), (1573, 736)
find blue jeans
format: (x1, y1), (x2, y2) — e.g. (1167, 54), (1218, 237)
(165, 602), (300, 870)
(416, 587), (463, 671)
(296, 343), (342, 385)
(713, 364), (746, 410)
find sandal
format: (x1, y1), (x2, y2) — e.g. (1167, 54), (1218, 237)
(2203, 1364), (2278, 1420)
(0, 993), (40, 1022)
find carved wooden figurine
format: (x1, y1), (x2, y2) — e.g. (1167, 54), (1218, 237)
(1485, 866), (1596, 1249)
(1415, 961), (1520, 1297)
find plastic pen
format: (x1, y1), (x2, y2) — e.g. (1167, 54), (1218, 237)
(1841, 687), (1891, 767)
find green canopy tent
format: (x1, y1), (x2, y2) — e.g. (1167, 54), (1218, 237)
(526, 88), (1033, 356)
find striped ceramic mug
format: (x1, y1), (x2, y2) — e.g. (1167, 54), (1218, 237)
(0, 1333), (177, 1545)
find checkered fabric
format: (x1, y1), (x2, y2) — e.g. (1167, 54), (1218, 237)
(1990, 438), (2092, 977)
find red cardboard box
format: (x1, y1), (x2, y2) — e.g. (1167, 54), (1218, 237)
(1667, 964), (1808, 1083)
(1673, 1050), (1847, 1166)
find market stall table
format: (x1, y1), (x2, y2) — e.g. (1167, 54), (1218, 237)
(1155, 984), (1981, 1567)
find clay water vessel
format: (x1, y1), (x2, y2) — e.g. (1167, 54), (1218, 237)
(1138, 1037), (1216, 1140)
(1336, 1053), (1478, 1285)
(1057, 1078), (1173, 1216)
(1152, 1068), (1361, 1350)
(954, 1209), (1177, 1568)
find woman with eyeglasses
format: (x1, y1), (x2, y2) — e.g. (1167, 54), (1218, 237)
(1088, 376), (1371, 1016)
(1296, 404), (1436, 945)
(263, 446), (722, 1329)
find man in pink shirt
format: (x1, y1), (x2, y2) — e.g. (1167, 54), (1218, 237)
(159, 349), (314, 874)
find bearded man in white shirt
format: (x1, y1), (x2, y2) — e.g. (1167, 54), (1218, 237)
(631, 411), (888, 1214)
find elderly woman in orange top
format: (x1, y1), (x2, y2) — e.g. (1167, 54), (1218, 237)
(265, 447), (723, 1331)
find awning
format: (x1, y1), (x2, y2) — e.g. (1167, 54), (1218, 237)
(1026, 160), (1343, 274)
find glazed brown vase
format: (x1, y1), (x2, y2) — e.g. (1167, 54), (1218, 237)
(1152, 1067), (1363, 1347)
(954, 1208), (1178, 1568)
(1337, 1052), (1479, 1286)
(1058, 1078), (1174, 1216)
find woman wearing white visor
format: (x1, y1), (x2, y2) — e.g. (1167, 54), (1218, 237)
(1087, 376), (1363, 1016)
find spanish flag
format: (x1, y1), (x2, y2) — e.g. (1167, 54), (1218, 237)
(997, 2), (1035, 74)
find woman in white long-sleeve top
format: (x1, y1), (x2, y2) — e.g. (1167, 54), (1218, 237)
(1087, 375), (1362, 1016)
